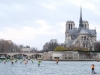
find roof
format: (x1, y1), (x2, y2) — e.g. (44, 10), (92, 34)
(90, 30), (96, 36)
(68, 28), (96, 37)
(67, 21), (74, 23)
(68, 28), (78, 36)
(78, 28), (89, 35)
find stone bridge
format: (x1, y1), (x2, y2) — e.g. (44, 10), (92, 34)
(0, 52), (44, 59)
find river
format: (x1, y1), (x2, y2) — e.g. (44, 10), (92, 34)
(0, 60), (100, 75)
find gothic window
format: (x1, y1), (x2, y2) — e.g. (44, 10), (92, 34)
(85, 24), (86, 28)
(71, 24), (72, 29)
(69, 24), (70, 29)
(87, 38), (88, 40)
(83, 43), (85, 47)
(84, 36), (86, 40)
(81, 36), (83, 40)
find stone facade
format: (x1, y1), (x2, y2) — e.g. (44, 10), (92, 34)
(65, 6), (96, 51)
(43, 51), (100, 61)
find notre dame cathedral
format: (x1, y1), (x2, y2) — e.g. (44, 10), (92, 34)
(65, 6), (96, 51)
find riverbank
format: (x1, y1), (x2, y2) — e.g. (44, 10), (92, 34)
(43, 59), (100, 61)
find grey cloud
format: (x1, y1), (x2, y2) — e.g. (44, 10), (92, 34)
(0, 0), (100, 49)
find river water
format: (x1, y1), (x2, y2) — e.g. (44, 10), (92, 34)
(0, 60), (100, 75)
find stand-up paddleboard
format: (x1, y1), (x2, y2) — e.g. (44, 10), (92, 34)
(92, 72), (97, 74)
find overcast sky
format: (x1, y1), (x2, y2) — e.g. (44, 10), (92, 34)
(0, 0), (100, 50)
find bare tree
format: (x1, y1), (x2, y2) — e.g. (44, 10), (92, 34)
(30, 47), (38, 53)
(94, 42), (100, 51)
(42, 39), (59, 52)
(0, 39), (38, 53)
(0, 39), (6, 52)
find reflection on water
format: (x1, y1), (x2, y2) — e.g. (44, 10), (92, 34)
(0, 60), (100, 75)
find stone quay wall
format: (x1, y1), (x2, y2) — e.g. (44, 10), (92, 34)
(43, 51), (100, 61)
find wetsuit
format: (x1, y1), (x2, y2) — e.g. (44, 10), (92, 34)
(92, 65), (94, 73)
(56, 60), (58, 64)
(12, 60), (14, 65)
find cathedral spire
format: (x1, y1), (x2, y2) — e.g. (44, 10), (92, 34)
(79, 5), (83, 28)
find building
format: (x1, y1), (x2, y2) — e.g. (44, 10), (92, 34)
(65, 6), (96, 51)
(21, 47), (31, 52)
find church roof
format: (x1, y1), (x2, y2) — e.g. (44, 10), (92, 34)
(68, 28), (96, 37)
(67, 21), (74, 23)
(78, 28), (89, 35)
(68, 28), (78, 36)
(90, 30), (96, 36)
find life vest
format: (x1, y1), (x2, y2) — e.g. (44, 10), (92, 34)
(92, 65), (94, 68)
(56, 60), (58, 62)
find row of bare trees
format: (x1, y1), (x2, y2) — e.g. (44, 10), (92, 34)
(0, 39), (38, 52)
(0, 39), (20, 52)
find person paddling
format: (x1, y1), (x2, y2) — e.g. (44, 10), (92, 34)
(32, 59), (34, 63)
(56, 59), (58, 64)
(12, 59), (14, 65)
(38, 61), (40, 67)
(92, 64), (95, 74)
(4, 60), (6, 64)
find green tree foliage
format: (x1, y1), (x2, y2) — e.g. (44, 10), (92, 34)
(54, 46), (67, 51)
(72, 46), (89, 51)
